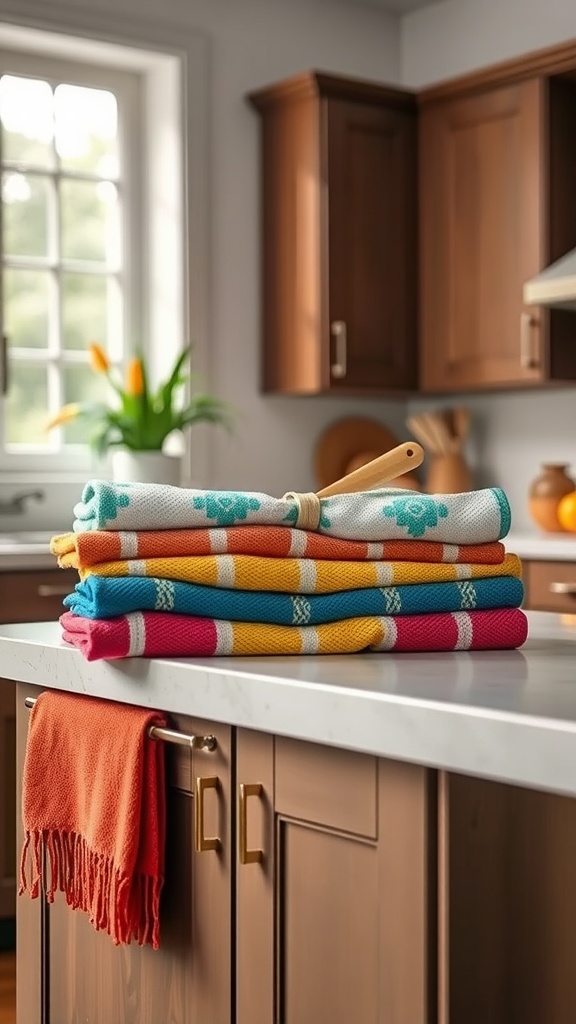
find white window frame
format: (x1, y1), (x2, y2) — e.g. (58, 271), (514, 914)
(0, 48), (143, 474)
(0, 15), (196, 491)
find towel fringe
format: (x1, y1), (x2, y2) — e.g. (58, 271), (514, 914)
(19, 829), (162, 948)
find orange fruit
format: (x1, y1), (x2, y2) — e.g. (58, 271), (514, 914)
(557, 490), (576, 532)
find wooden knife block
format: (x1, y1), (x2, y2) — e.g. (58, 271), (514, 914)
(426, 453), (473, 494)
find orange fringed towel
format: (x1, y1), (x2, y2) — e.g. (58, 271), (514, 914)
(19, 691), (167, 949)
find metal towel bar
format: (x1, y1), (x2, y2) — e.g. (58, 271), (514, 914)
(24, 696), (217, 751)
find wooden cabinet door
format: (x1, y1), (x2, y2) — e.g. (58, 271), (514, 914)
(439, 771), (576, 1024)
(236, 730), (433, 1024)
(15, 688), (232, 1024)
(420, 79), (545, 391)
(0, 681), (16, 922)
(0, 571), (76, 928)
(326, 98), (417, 393)
(249, 72), (417, 396)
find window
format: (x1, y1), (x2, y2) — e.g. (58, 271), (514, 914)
(0, 50), (141, 472)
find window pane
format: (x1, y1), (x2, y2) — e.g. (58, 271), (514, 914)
(55, 84), (118, 177)
(0, 75), (54, 167)
(60, 179), (119, 264)
(62, 362), (110, 444)
(61, 273), (118, 351)
(3, 173), (51, 257)
(4, 269), (50, 349)
(4, 363), (48, 444)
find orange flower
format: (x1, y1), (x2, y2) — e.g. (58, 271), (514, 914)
(88, 342), (110, 374)
(45, 403), (81, 431)
(125, 357), (144, 397)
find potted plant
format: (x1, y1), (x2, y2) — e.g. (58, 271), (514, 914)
(47, 343), (233, 485)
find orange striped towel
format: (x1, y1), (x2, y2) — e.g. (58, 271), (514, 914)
(19, 691), (167, 948)
(50, 526), (506, 571)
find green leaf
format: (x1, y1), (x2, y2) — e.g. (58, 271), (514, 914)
(155, 348), (190, 416)
(80, 343), (234, 454)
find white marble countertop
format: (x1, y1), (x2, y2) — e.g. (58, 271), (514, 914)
(0, 531), (57, 570)
(2, 612), (576, 798)
(507, 530), (576, 560)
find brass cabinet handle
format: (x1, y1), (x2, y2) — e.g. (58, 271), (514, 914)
(194, 775), (221, 853)
(238, 782), (263, 865)
(520, 311), (539, 370)
(330, 320), (347, 379)
(37, 584), (71, 597)
(549, 582), (576, 595)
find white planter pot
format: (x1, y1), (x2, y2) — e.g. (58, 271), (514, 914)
(111, 450), (182, 486)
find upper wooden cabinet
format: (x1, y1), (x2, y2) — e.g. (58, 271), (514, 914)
(248, 72), (418, 395)
(419, 76), (576, 392)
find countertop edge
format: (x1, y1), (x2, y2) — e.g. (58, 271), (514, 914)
(3, 619), (576, 799)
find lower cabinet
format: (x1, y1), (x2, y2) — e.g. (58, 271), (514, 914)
(15, 684), (576, 1024)
(439, 772), (576, 1024)
(522, 558), (576, 612)
(1, 570), (76, 929)
(15, 685), (434, 1024)
(16, 683), (232, 1024)
(0, 681), (16, 922)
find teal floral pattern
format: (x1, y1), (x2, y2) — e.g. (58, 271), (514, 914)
(383, 495), (448, 538)
(282, 506), (299, 526)
(192, 491), (261, 526)
(100, 483), (130, 525)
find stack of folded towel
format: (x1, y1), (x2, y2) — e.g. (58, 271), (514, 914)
(50, 480), (528, 661)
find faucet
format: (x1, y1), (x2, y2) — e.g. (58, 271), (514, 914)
(0, 489), (45, 516)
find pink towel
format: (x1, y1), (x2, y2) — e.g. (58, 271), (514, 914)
(60, 607), (528, 661)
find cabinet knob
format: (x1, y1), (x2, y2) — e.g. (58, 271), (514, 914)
(238, 782), (264, 865)
(520, 312), (540, 370)
(330, 320), (347, 379)
(194, 775), (221, 853)
(37, 584), (71, 598)
(549, 582), (576, 596)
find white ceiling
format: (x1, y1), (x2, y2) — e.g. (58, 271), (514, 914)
(336, 0), (442, 12)
(379, 0), (441, 10)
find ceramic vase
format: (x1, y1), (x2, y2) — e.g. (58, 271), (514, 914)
(528, 463), (575, 532)
(111, 450), (182, 486)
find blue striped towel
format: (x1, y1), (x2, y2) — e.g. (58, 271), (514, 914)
(63, 574), (524, 624)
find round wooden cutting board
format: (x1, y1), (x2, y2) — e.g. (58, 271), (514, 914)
(313, 416), (420, 490)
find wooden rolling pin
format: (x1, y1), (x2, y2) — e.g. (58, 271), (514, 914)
(316, 441), (424, 497)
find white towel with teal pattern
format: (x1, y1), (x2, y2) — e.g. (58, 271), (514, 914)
(72, 481), (512, 544)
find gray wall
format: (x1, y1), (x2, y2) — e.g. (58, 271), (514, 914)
(4, 0), (576, 532)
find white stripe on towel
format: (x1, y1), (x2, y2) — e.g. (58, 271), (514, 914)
(127, 612), (146, 656)
(216, 555), (236, 588)
(453, 611), (473, 649)
(119, 531), (139, 559)
(209, 528), (229, 553)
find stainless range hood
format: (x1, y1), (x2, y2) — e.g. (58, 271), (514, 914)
(524, 248), (576, 310)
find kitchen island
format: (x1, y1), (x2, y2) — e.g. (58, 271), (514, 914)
(2, 612), (576, 1023)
